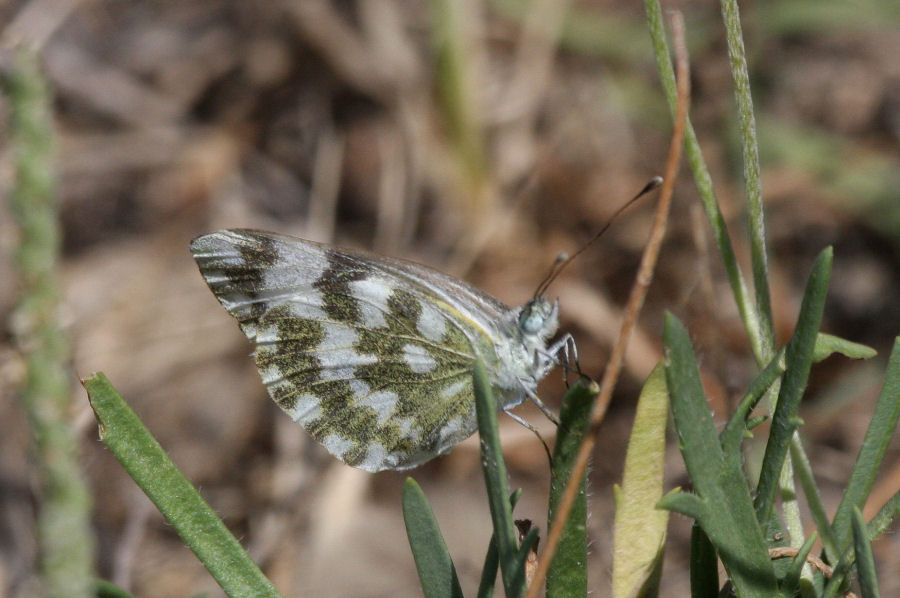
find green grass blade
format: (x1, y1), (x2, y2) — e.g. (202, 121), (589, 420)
(82, 373), (281, 598)
(476, 535), (498, 598)
(644, 0), (766, 364)
(829, 337), (900, 561)
(663, 313), (777, 596)
(822, 541), (858, 598)
(823, 470), (900, 595)
(477, 490), (523, 598)
(822, 492), (900, 594)
(473, 360), (523, 597)
(612, 364), (669, 598)
(402, 478), (464, 598)
(545, 378), (596, 598)
(852, 507), (881, 598)
(754, 248), (833, 525)
(782, 532), (817, 595)
(689, 523), (719, 598)
(720, 0), (775, 359)
(866, 490), (900, 540)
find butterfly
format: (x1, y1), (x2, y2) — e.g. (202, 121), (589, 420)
(190, 229), (571, 472)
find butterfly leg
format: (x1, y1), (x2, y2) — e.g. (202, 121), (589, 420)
(503, 407), (554, 466)
(530, 393), (561, 425)
(516, 377), (561, 425)
(544, 333), (581, 385)
(565, 335), (581, 374)
(565, 335), (583, 381)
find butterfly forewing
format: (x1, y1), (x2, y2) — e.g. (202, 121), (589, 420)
(191, 229), (521, 470)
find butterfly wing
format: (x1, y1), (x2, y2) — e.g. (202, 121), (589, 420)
(190, 229), (515, 471)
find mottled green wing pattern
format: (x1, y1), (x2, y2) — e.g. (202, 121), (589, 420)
(190, 229), (510, 471)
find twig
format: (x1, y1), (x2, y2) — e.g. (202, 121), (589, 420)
(769, 547), (833, 578)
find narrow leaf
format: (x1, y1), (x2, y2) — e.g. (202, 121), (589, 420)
(546, 379), (597, 598)
(473, 360), (523, 597)
(402, 478), (464, 598)
(476, 535), (498, 598)
(664, 315), (727, 485)
(689, 523), (719, 598)
(790, 439), (838, 558)
(823, 540), (862, 598)
(852, 507), (881, 598)
(478, 490), (523, 598)
(813, 332), (877, 362)
(663, 313), (777, 596)
(612, 364), (669, 598)
(829, 337), (900, 561)
(781, 532), (817, 595)
(754, 248), (833, 524)
(823, 466), (900, 595)
(720, 351), (785, 458)
(82, 374), (281, 598)
(866, 490), (900, 540)
(657, 491), (707, 522)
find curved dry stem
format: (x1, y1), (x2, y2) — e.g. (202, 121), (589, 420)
(523, 12), (690, 598)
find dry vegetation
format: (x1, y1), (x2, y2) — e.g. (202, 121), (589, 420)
(2, 0), (899, 596)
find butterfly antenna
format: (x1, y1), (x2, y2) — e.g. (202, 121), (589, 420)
(533, 252), (569, 300)
(534, 176), (663, 298)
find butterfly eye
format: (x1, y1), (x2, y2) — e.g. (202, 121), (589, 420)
(519, 303), (546, 335)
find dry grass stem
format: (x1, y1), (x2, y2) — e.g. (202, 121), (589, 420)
(524, 12), (690, 597)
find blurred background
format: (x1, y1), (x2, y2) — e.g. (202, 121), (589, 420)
(2, 0), (899, 596)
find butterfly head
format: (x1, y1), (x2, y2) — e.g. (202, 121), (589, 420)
(518, 296), (559, 341)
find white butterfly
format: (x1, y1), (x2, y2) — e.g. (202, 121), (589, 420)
(191, 229), (571, 471)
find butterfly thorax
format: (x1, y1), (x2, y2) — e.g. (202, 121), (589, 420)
(490, 296), (559, 409)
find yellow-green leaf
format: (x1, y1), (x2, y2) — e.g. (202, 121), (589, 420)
(612, 363), (669, 598)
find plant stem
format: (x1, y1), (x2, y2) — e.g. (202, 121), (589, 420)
(644, 0), (767, 365)
(6, 48), (95, 598)
(720, 0), (774, 359)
